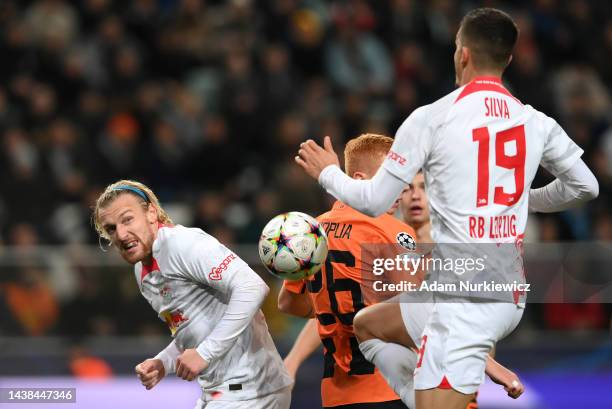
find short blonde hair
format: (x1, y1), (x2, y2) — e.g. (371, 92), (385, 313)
(93, 179), (173, 242)
(344, 133), (393, 177)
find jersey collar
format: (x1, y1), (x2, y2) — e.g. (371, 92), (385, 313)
(455, 76), (521, 105)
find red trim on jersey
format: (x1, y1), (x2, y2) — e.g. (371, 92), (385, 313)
(141, 257), (160, 280)
(513, 232), (526, 304)
(416, 335), (428, 368)
(438, 375), (453, 389)
(454, 76), (522, 105)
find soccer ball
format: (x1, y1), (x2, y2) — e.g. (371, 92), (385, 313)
(258, 212), (328, 280)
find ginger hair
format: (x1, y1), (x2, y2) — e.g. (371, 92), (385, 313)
(344, 133), (393, 177)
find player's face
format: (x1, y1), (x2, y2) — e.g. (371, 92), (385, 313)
(99, 194), (158, 265)
(400, 173), (429, 226)
(386, 196), (401, 215)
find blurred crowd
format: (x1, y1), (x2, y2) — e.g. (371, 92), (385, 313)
(1, 0), (611, 341)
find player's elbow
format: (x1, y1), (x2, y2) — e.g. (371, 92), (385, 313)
(580, 175), (599, 202)
(238, 273), (269, 307)
(572, 161), (599, 203)
(277, 291), (291, 314)
(257, 281), (270, 304)
(353, 309), (375, 343)
(277, 289), (312, 317)
(354, 198), (387, 218)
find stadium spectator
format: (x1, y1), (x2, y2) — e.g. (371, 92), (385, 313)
(0, 0), (609, 341)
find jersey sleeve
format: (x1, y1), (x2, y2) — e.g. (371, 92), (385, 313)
(171, 233), (254, 294)
(283, 279), (306, 294)
(169, 232), (269, 363)
(154, 339), (181, 374)
(382, 105), (434, 184)
(539, 112), (584, 176)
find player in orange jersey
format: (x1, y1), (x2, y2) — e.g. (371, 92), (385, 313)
(280, 135), (523, 408)
(279, 133), (414, 409)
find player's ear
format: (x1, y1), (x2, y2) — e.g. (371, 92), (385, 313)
(352, 171), (366, 180)
(146, 203), (158, 224)
(461, 46), (470, 67)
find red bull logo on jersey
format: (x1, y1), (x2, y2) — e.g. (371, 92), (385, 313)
(209, 253), (237, 280)
(387, 150), (407, 166)
(160, 309), (188, 335)
(160, 285), (172, 300)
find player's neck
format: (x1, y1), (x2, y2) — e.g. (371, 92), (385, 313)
(460, 67), (503, 86)
(414, 222), (432, 244)
(141, 224), (161, 266)
(142, 254), (154, 266)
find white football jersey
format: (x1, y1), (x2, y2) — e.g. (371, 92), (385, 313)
(383, 76), (583, 245)
(134, 225), (292, 401)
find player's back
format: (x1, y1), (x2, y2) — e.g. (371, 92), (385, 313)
(305, 201), (416, 407)
(389, 77), (582, 245)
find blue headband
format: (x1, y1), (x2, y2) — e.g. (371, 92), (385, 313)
(111, 185), (149, 202)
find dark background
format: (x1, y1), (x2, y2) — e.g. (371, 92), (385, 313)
(0, 1), (610, 408)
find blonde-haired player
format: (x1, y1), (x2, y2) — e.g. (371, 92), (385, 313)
(94, 180), (292, 409)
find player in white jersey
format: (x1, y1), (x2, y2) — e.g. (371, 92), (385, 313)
(354, 172), (525, 408)
(93, 180), (292, 409)
(296, 8), (598, 409)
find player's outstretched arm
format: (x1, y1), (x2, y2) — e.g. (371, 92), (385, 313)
(485, 355), (524, 399)
(529, 159), (598, 213)
(135, 358), (166, 390)
(278, 285), (314, 318)
(283, 319), (321, 381)
(296, 137), (406, 217)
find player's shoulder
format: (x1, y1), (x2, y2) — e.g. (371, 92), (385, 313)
(397, 90), (459, 133)
(316, 209), (335, 223)
(154, 224), (218, 256)
(509, 104), (560, 142)
(427, 87), (465, 122)
(524, 104), (557, 127)
(378, 214), (416, 239)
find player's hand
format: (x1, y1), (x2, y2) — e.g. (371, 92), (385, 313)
(295, 136), (340, 181)
(489, 368), (525, 399)
(176, 349), (209, 381)
(135, 358), (165, 390)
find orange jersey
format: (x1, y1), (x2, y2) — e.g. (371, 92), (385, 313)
(284, 201), (417, 407)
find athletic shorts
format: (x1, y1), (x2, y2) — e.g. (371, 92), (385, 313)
(195, 386), (291, 409)
(413, 300), (524, 394)
(398, 292), (434, 348)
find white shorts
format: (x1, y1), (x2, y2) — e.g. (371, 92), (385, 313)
(398, 291), (434, 347)
(414, 300), (524, 394)
(195, 386), (292, 409)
